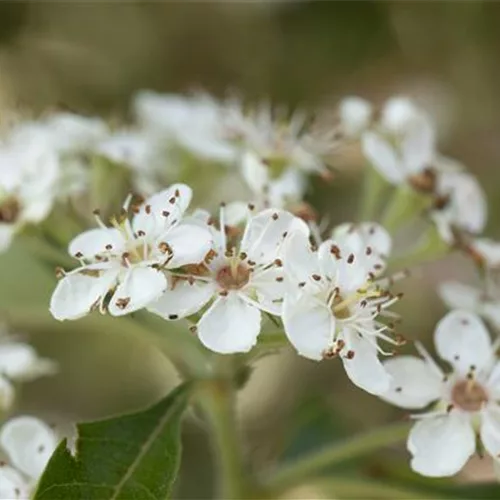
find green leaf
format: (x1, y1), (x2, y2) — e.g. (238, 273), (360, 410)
(34, 383), (191, 500)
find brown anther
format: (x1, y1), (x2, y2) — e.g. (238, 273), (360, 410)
(395, 387), (402, 393)
(247, 260), (256, 266)
(162, 211), (170, 217)
(374, 264), (383, 270)
(189, 325), (198, 334)
(55, 267), (65, 279)
(116, 297), (131, 310)
(347, 253), (355, 264)
(137, 230), (146, 237)
(322, 348), (337, 359)
(0, 197), (21, 223)
(175, 189), (180, 197)
(275, 277), (284, 282)
(408, 168), (436, 193)
(239, 252), (248, 260)
(366, 246), (373, 256)
(272, 212), (279, 221)
(92, 208), (101, 215)
(298, 282), (306, 287)
(346, 350), (355, 359)
(446, 403), (454, 413)
(274, 258), (283, 267)
(158, 242), (172, 254)
(219, 290), (229, 297)
(168, 197), (176, 204)
(330, 245), (341, 259)
(74, 251), (83, 258)
(168, 314), (179, 320)
(395, 334), (406, 345)
(248, 203), (255, 211)
(396, 292), (404, 299)
(368, 226), (376, 235)
(282, 231), (288, 238)
(312, 274), (321, 281)
(105, 244), (113, 250)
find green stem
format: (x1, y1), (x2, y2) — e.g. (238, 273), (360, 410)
(266, 421), (411, 495)
(359, 166), (388, 221)
(196, 378), (248, 499)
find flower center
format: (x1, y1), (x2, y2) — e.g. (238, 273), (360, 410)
(0, 197), (21, 223)
(331, 294), (352, 320)
(408, 168), (436, 193)
(216, 263), (250, 290)
(451, 379), (488, 412)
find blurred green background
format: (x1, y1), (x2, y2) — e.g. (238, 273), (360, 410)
(1, 1), (500, 496)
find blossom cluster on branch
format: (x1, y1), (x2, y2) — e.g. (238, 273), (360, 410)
(0, 90), (500, 489)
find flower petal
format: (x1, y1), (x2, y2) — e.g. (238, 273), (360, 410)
(438, 281), (481, 311)
(480, 407), (500, 460)
(68, 228), (126, 260)
(252, 267), (286, 315)
(0, 343), (55, 381)
(108, 267), (167, 316)
(241, 208), (309, 264)
(0, 416), (58, 480)
(361, 131), (404, 184)
(50, 270), (118, 321)
(282, 294), (334, 361)
(381, 356), (442, 409)
(197, 294), (261, 354)
(340, 330), (391, 395)
(332, 222), (392, 258)
(407, 415), (475, 477)
(283, 230), (320, 287)
(434, 310), (493, 375)
(401, 115), (435, 175)
(339, 96), (373, 137)
(471, 238), (500, 269)
(487, 361), (500, 400)
(148, 280), (215, 320)
(160, 223), (213, 269)
(241, 151), (269, 194)
(0, 465), (31, 499)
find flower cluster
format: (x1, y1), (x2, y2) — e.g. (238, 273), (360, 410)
(2, 87), (499, 484)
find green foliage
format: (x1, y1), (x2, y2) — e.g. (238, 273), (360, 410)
(34, 383), (191, 500)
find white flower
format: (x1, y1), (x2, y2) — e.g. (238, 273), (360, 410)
(0, 333), (56, 411)
(381, 310), (500, 477)
(50, 184), (212, 320)
(338, 96), (373, 138)
(0, 416), (58, 499)
(281, 227), (400, 395)
(469, 238), (500, 269)
(148, 208), (309, 354)
(361, 98), (436, 186)
(133, 91), (241, 163)
(431, 170), (487, 244)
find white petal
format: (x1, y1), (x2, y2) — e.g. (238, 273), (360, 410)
(0, 376), (14, 412)
(148, 280), (215, 320)
(407, 415), (475, 477)
(108, 267), (167, 316)
(252, 267), (286, 315)
(471, 238), (500, 268)
(160, 223), (213, 269)
(224, 201), (251, 226)
(332, 222), (392, 258)
(480, 407), (500, 460)
(68, 228), (125, 259)
(0, 416), (58, 480)
(487, 361), (500, 400)
(434, 310), (493, 375)
(50, 270), (118, 321)
(241, 151), (269, 194)
(241, 209), (309, 264)
(361, 131), (404, 184)
(0, 465), (31, 499)
(381, 356), (442, 409)
(381, 97), (420, 132)
(340, 330), (391, 395)
(438, 282), (481, 311)
(282, 294), (334, 361)
(197, 294), (261, 354)
(401, 115), (435, 175)
(132, 184), (192, 237)
(339, 96), (373, 137)
(283, 230), (320, 286)
(0, 344), (54, 381)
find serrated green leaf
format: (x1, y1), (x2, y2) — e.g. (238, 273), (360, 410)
(34, 383), (191, 500)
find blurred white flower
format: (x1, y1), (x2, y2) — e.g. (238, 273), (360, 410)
(338, 96), (373, 138)
(50, 184), (212, 320)
(133, 91), (242, 163)
(361, 97), (436, 186)
(431, 170), (487, 244)
(0, 416), (58, 499)
(281, 227), (400, 396)
(149, 207), (308, 354)
(381, 310), (500, 477)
